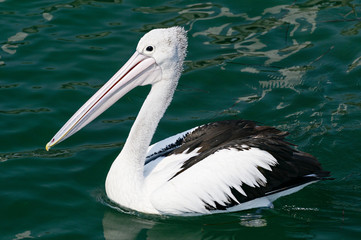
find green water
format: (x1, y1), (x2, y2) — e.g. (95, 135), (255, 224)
(1, 0), (361, 239)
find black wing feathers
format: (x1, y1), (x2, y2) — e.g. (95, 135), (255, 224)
(169, 120), (329, 210)
(148, 119), (330, 211)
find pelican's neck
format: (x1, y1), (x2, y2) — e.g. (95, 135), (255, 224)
(105, 77), (178, 211)
(123, 79), (177, 164)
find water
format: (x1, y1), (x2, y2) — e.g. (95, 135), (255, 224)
(1, 0), (361, 239)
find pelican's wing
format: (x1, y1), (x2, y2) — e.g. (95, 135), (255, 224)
(144, 120), (328, 215)
(145, 127), (198, 164)
(149, 147), (275, 215)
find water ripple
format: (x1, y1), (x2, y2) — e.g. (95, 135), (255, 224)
(2, 0), (361, 239)
(0, 142), (123, 162)
(0, 108), (50, 115)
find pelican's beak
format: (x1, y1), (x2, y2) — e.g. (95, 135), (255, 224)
(46, 51), (160, 151)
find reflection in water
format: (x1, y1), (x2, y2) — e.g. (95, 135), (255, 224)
(8, 32), (28, 42)
(239, 213), (267, 227)
(60, 81), (101, 90)
(2, 31), (29, 55)
(347, 56), (361, 73)
(0, 0), (122, 63)
(102, 211), (155, 240)
(99, 189), (270, 240)
(135, 1), (325, 109)
(102, 209), (269, 240)
(2, 23), (29, 55)
(76, 31), (111, 40)
(12, 230), (34, 240)
(0, 107), (50, 115)
(41, 0), (123, 13)
(0, 55), (5, 65)
(263, 4), (317, 39)
(42, 12), (53, 21)
(2, 1), (358, 238)
(187, 3), (318, 94)
(0, 141), (123, 162)
(134, 1), (360, 103)
(2, 44), (18, 55)
(2, 0), (358, 76)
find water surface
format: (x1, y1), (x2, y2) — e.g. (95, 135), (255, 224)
(1, 0), (361, 239)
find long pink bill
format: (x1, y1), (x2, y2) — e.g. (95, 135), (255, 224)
(46, 51), (160, 151)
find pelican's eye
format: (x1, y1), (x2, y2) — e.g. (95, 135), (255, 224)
(145, 45), (154, 53)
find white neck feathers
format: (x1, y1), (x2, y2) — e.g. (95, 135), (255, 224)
(105, 79), (178, 211)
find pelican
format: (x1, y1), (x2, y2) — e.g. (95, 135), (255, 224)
(46, 27), (329, 216)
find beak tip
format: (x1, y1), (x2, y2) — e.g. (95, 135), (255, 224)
(45, 141), (52, 151)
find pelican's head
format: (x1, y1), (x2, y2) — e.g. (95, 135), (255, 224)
(46, 26), (188, 150)
(137, 27), (187, 83)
